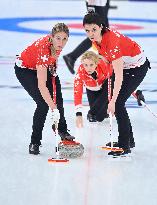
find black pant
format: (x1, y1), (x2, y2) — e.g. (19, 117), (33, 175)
(86, 79), (108, 122)
(14, 64), (67, 144)
(114, 59), (150, 149)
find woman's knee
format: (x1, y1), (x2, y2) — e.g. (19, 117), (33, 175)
(115, 100), (125, 113)
(36, 101), (49, 113)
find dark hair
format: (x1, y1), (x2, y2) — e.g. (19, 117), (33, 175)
(83, 11), (108, 35)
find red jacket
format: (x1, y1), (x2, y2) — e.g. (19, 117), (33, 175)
(74, 60), (112, 113)
(93, 29), (146, 69)
(15, 35), (61, 70)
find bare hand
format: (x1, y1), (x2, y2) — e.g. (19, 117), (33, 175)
(51, 103), (57, 110)
(76, 116), (83, 128)
(107, 100), (115, 116)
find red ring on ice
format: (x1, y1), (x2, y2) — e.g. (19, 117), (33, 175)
(68, 23), (143, 30)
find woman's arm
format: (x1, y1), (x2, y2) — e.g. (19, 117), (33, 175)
(111, 57), (124, 103)
(108, 57), (123, 115)
(74, 71), (84, 128)
(36, 65), (56, 111)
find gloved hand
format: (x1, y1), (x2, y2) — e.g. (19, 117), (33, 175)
(52, 108), (60, 126)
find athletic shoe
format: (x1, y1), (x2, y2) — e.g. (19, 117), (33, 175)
(87, 113), (97, 122)
(63, 54), (75, 74)
(58, 130), (75, 141)
(108, 148), (131, 157)
(29, 143), (40, 155)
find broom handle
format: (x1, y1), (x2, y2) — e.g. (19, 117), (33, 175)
(52, 76), (60, 157)
(132, 92), (157, 119)
(107, 74), (113, 148)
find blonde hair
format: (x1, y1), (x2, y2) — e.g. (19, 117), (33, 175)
(81, 51), (100, 64)
(52, 23), (69, 37)
(49, 23), (69, 58)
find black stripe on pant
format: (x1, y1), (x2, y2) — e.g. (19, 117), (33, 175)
(14, 64), (67, 144)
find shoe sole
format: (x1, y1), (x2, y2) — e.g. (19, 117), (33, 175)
(29, 150), (40, 155)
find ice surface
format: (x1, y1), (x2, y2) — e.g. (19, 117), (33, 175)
(0, 1), (157, 205)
